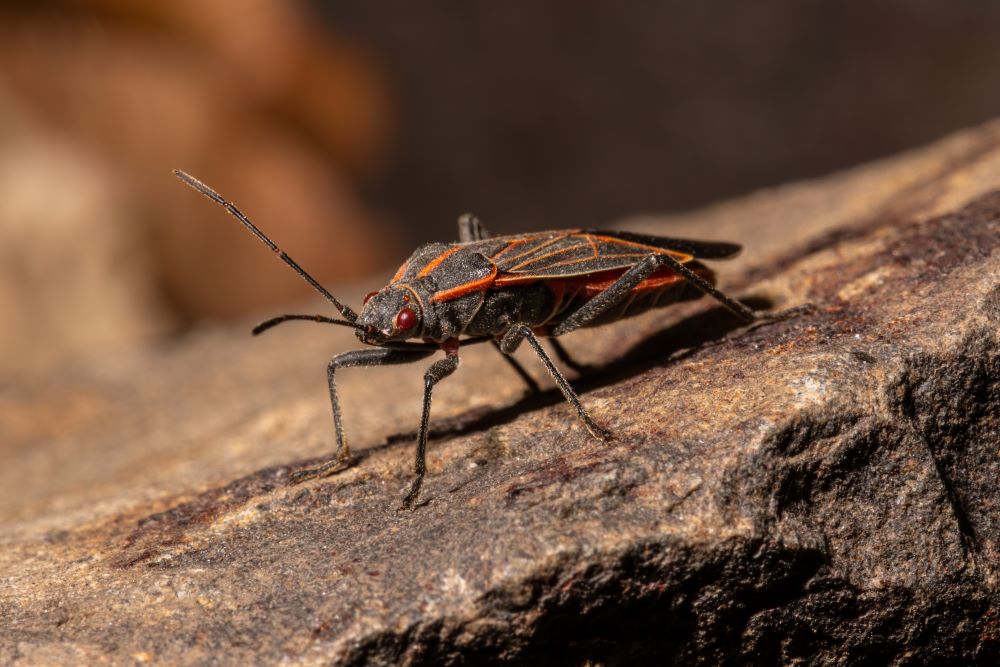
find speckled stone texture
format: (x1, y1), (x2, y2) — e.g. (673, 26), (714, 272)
(2, 121), (1000, 665)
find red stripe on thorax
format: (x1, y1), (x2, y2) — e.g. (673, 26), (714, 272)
(417, 246), (463, 278)
(429, 265), (498, 302)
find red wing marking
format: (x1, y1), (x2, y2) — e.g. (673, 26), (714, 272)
(418, 246), (463, 278)
(531, 251), (650, 271)
(495, 232), (695, 280)
(430, 264), (498, 302)
(592, 252), (653, 260)
(494, 274), (541, 287)
(590, 233), (692, 260)
(498, 264), (691, 293)
(501, 232), (576, 265)
(489, 238), (528, 261)
(507, 242), (597, 271)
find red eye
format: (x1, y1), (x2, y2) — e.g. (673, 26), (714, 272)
(395, 307), (417, 331)
(363, 291), (378, 305)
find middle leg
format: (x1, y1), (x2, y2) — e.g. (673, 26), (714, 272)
(401, 345), (461, 508)
(500, 324), (611, 441)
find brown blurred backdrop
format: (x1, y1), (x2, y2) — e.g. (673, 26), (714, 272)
(2, 0), (1000, 374)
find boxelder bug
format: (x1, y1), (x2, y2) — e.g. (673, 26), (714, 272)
(175, 170), (798, 508)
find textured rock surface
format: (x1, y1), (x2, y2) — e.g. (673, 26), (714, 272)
(2, 121), (1000, 664)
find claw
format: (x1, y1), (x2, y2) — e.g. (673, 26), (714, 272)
(289, 456), (350, 485)
(746, 302), (816, 330)
(399, 476), (424, 510)
(583, 419), (614, 443)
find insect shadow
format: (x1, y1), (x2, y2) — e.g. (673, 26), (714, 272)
(382, 296), (775, 446)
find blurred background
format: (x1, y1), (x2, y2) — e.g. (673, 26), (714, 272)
(3, 0), (1000, 375)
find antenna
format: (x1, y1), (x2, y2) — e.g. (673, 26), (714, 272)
(252, 314), (364, 336)
(174, 170), (358, 322)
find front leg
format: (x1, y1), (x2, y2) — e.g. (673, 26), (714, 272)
(400, 344), (462, 508)
(500, 324), (611, 441)
(291, 346), (434, 484)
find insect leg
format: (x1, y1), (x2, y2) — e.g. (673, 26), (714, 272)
(547, 337), (591, 374)
(500, 324), (611, 441)
(291, 347), (435, 484)
(491, 340), (541, 392)
(457, 213), (490, 242)
(549, 253), (679, 335)
(551, 251), (763, 337)
(653, 253), (812, 324)
(401, 348), (461, 509)
(648, 253), (758, 323)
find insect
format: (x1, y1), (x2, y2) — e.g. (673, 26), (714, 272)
(175, 170), (792, 508)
